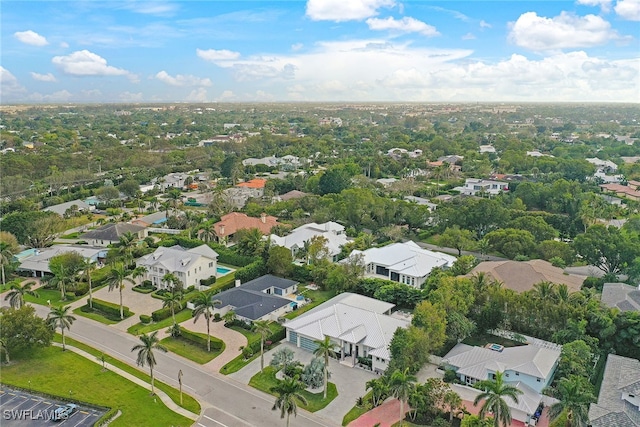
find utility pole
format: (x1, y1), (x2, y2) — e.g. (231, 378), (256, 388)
(178, 369), (183, 405)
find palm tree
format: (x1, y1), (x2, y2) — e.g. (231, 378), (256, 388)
(533, 281), (556, 300)
(4, 281), (39, 309)
(388, 368), (417, 426)
(366, 376), (389, 407)
(132, 265), (147, 284)
(236, 228), (267, 257)
(49, 264), (75, 301)
(162, 272), (182, 291)
(444, 390), (464, 422)
(222, 310), (236, 325)
(106, 263), (135, 319)
(548, 376), (595, 427)
(253, 320), (272, 372)
(118, 232), (137, 265)
(473, 371), (523, 427)
(80, 258), (96, 309)
(271, 376), (308, 427)
(131, 331), (168, 395)
(47, 305), (76, 351)
(0, 336), (9, 364)
(313, 335), (337, 399)
(0, 232), (19, 287)
(162, 289), (183, 326)
(192, 292), (221, 352)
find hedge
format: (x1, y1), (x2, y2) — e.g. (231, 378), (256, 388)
(234, 259), (266, 283)
(207, 243), (259, 267)
(200, 275), (217, 286)
(151, 292), (194, 322)
(92, 298), (133, 318)
(246, 324), (286, 355)
(139, 314), (152, 324)
(179, 327), (223, 350)
(132, 285), (156, 294)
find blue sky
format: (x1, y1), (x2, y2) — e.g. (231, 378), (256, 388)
(1, 0), (638, 103)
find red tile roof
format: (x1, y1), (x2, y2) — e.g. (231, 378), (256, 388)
(213, 212), (279, 237)
(237, 178), (267, 189)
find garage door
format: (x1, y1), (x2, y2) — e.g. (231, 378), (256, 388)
(300, 336), (319, 352)
(289, 331), (297, 344)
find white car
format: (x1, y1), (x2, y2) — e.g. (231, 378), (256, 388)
(53, 403), (77, 421)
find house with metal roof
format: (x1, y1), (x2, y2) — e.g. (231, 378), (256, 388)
(43, 199), (94, 216)
(80, 223), (147, 247)
(17, 245), (107, 277)
(211, 275), (299, 322)
(283, 292), (410, 374)
(136, 244), (218, 289)
(589, 354), (640, 427)
(345, 241), (456, 288)
(269, 221), (349, 262)
(442, 337), (562, 425)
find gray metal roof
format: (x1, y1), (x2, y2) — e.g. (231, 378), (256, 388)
(215, 288), (291, 321)
(81, 223), (145, 242)
(240, 274), (297, 292)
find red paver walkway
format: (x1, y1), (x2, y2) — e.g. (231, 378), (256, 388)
(349, 399), (404, 427)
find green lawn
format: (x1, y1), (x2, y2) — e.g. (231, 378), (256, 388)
(2, 346), (193, 427)
(56, 335), (201, 415)
(219, 323), (282, 375)
(128, 309), (193, 335)
(342, 391), (373, 426)
(249, 366), (337, 412)
(284, 286), (335, 320)
(160, 336), (224, 364)
(73, 304), (125, 325)
(24, 287), (79, 306)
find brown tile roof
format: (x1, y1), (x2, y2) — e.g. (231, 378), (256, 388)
(279, 190), (309, 201)
(237, 178), (267, 189)
(213, 212), (279, 237)
(469, 259), (584, 293)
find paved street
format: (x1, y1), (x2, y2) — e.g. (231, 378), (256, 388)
(28, 304), (336, 427)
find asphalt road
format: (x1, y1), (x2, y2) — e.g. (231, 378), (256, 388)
(0, 386), (104, 427)
(30, 305), (336, 427)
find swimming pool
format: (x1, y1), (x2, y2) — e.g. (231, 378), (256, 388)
(217, 266), (232, 275)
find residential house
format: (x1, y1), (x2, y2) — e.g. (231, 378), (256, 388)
(43, 199), (94, 216)
(453, 178), (508, 196)
(469, 260), (584, 294)
(345, 241), (456, 288)
(526, 151), (553, 158)
(284, 292), (410, 373)
(600, 183), (640, 201)
(273, 190), (309, 202)
(404, 196), (438, 211)
(443, 335), (562, 425)
(80, 223), (147, 247)
(236, 178), (267, 196)
(601, 283), (640, 313)
(16, 245), (107, 277)
(269, 221), (348, 262)
(131, 211), (168, 227)
(212, 212), (280, 246)
(136, 244), (218, 289)
(587, 157), (618, 173)
(154, 172), (188, 191)
(242, 155), (305, 170)
(222, 178), (268, 208)
(376, 178), (398, 187)
(386, 148), (423, 159)
(589, 354), (640, 427)
(479, 145), (496, 154)
(211, 275), (299, 322)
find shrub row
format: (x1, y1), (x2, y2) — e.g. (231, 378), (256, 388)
(245, 324), (286, 355)
(179, 327), (223, 350)
(234, 259), (267, 283)
(151, 292), (194, 322)
(132, 285), (156, 294)
(200, 275), (217, 286)
(92, 298), (133, 318)
(207, 243), (259, 267)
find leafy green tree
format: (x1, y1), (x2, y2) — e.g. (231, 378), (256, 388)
(118, 178), (140, 199)
(389, 368), (417, 426)
(573, 225), (640, 274)
(4, 281), (38, 309)
(318, 166), (352, 195)
(473, 371), (523, 427)
(485, 228), (536, 259)
(537, 240), (576, 265)
(507, 215), (558, 242)
(548, 376), (595, 427)
(192, 292), (221, 352)
(0, 305), (53, 362)
(107, 263), (135, 319)
(235, 228), (267, 257)
(306, 235), (330, 264)
(47, 305), (76, 351)
(267, 245), (293, 277)
(313, 335), (337, 399)
(270, 376), (308, 427)
(131, 331), (168, 395)
(0, 211), (63, 247)
(557, 340), (592, 379)
(461, 415), (494, 427)
(253, 319), (272, 372)
(438, 226), (476, 256)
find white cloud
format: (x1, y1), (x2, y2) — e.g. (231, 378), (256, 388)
(462, 33), (476, 40)
(306, 0), (395, 21)
(14, 30), (48, 46)
(196, 48), (241, 62)
(60, 42), (69, 48)
(509, 11), (624, 51)
(186, 88), (208, 102)
(577, 0), (613, 11)
(216, 90), (236, 101)
(52, 50), (131, 77)
(291, 43), (304, 51)
(28, 90), (73, 102)
(0, 67), (27, 99)
(615, 0), (640, 20)
(30, 72), (57, 82)
(155, 70), (212, 87)
(366, 16), (439, 36)
(119, 1), (179, 16)
(119, 91), (144, 101)
(479, 20), (492, 28)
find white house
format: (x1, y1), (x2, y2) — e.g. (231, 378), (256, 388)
(345, 241), (456, 288)
(453, 178), (509, 196)
(479, 145), (496, 154)
(443, 336), (562, 425)
(269, 221), (348, 262)
(16, 245), (107, 277)
(136, 244), (218, 289)
(284, 293), (409, 373)
(586, 158), (618, 173)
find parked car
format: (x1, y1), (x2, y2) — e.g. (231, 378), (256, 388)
(53, 403), (77, 421)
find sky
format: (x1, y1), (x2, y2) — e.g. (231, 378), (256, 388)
(1, 0), (639, 103)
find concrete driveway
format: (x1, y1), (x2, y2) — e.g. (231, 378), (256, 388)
(89, 283), (163, 330)
(231, 342), (377, 426)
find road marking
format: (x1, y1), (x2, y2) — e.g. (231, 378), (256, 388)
(80, 410), (89, 414)
(203, 414), (229, 427)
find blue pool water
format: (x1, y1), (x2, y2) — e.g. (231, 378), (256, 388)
(217, 267), (231, 275)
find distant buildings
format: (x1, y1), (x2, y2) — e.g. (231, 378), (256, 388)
(453, 178), (508, 197)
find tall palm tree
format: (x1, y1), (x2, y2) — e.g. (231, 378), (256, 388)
(118, 232), (137, 265)
(388, 368), (417, 427)
(162, 289), (183, 326)
(162, 272), (182, 291)
(473, 371), (523, 427)
(271, 376), (308, 427)
(132, 265), (147, 284)
(313, 335), (337, 399)
(47, 305), (76, 351)
(106, 263), (135, 319)
(548, 376), (595, 427)
(192, 292), (221, 352)
(131, 331), (167, 395)
(4, 281), (39, 309)
(0, 232), (19, 287)
(253, 320), (272, 372)
(533, 281), (556, 301)
(49, 264), (75, 301)
(80, 258), (96, 309)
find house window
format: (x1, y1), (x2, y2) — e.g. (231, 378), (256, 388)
(537, 378), (541, 382)
(515, 372), (519, 376)
(505, 373), (509, 377)
(209, 262), (213, 267)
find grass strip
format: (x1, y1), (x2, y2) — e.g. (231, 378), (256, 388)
(160, 335), (224, 364)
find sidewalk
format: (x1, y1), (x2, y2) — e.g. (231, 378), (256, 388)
(52, 342), (200, 420)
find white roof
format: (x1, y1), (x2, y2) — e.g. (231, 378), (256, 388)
(285, 293), (407, 360)
(137, 244), (218, 273)
(349, 241), (456, 278)
(270, 222), (347, 257)
(19, 245), (106, 274)
(43, 199), (92, 216)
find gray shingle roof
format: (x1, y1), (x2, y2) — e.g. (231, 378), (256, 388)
(215, 288), (291, 321)
(589, 354), (640, 427)
(240, 274), (297, 292)
(81, 223), (145, 242)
